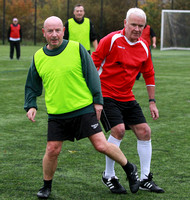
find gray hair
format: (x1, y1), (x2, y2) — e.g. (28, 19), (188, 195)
(126, 8), (146, 22)
(74, 4), (84, 11)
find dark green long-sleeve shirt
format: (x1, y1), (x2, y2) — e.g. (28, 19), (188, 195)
(24, 40), (103, 119)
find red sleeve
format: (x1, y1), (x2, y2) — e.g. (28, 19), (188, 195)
(91, 33), (113, 69)
(142, 47), (155, 85)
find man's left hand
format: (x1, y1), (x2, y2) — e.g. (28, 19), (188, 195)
(149, 103), (159, 120)
(94, 104), (103, 121)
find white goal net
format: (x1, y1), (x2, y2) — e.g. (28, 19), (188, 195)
(160, 10), (190, 50)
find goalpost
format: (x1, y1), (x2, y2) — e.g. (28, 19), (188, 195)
(160, 10), (190, 50)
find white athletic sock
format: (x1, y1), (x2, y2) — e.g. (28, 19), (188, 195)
(137, 139), (152, 180)
(104, 135), (122, 178)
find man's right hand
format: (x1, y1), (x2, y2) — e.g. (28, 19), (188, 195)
(26, 108), (37, 122)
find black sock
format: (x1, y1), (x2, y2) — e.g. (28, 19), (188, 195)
(44, 179), (52, 190)
(122, 161), (134, 176)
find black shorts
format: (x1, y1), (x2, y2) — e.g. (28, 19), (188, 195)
(48, 112), (102, 141)
(101, 97), (146, 132)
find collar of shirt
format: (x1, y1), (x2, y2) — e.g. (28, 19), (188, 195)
(73, 17), (84, 24)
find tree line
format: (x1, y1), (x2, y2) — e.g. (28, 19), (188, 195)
(0, 0), (190, 45)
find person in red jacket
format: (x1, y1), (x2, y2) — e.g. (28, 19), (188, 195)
(8, 18), (22, 60)
(141, 24), (156, 49)
(92, 7), (164, 194)
(136, 24), (156, 80)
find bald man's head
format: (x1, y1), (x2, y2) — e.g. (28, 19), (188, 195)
(43, 16), (63, 30)
(42, 16), (65, 50)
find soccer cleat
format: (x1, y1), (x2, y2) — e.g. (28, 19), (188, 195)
(102, 172), (127, 194)
(140, 172), (165, 193)
(37, 186), (51, 199)
(127, 163), (140, 193)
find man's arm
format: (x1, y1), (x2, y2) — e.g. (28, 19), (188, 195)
(20, 26), (22, 42)
(142, 45), (158, 120)
(150, 27), (156, 48)
(91, 33), (112, 69)
(152, 36), (156, 48)
(90, 21), (98, 51)
(92, 39), (98, 51)
(24, 58), (43, 113)
(63, 21), (69, 40)
(7, 26), (11, 41)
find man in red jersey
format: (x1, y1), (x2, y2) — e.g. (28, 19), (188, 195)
(8, 18), (22, 60)
(92, 8), (164, 194)
(141, 24), (156, 49)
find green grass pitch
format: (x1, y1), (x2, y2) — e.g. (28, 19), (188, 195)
(0, 45), (190, 199)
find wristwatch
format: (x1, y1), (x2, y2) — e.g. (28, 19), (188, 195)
(149, 99), (156, 103)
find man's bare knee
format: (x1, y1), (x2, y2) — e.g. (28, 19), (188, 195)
(111, 124), (125, 139)
(93, 140), (108, 154)
(46, 142), (62, 158)
(132, 124), (151, 140)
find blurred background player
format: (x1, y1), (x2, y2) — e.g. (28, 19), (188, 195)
(63, 4), (98, 54)
(136, 24), (156, 80)
(8, 17), (22, 60)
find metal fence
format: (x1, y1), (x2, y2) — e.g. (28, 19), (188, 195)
(0, 0), (179, 45)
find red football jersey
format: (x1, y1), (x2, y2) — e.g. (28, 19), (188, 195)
(92, 28), (155, 102)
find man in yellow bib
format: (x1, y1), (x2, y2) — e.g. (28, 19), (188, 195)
(64, 4), (98, 54)
(24, 16), (140, 199)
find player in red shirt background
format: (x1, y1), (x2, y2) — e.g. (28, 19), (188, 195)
(92, 7), (164, 194)
(136, 24), (157, 80)
(8, 18), (22, 60)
